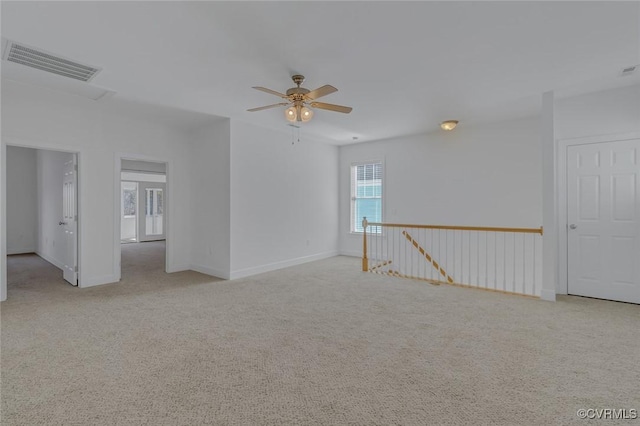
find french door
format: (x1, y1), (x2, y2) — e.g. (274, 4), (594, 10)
(138, 182), (166, 242)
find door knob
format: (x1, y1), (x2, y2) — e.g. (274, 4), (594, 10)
(569, 224), (577, 230)
(59, 221), (68, 226)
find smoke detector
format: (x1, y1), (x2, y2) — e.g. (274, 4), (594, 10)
(2, 39), (101, 82)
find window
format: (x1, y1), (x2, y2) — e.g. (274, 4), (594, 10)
(351, 162), (382, 233)
(121, 183), (137, 217)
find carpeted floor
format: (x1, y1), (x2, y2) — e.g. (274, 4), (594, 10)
(2, 245), (639, 425)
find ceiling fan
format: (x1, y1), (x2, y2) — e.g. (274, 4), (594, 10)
(247, 75), (352, 122)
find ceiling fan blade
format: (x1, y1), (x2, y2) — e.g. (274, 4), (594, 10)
(252, 86), (288, 98)
(310, 102), (353, 114)
(304, 85), (337, 100)
(247, 102), (289, 112)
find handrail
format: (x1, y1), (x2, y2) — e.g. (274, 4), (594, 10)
(366, 222), (543, 235)
(361, 217), (543, 297)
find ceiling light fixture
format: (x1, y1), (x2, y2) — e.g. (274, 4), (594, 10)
(285, 103), (314, 123)
(300, 106), (313, 122)
(440, 120), (459, 131)
(285, 106), (297, 122)
(250, 75), (353, 124)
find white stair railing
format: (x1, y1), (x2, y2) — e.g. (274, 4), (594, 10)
(362, 218), (543, 297)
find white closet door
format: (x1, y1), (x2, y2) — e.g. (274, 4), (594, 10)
(567, 139), (640, 304)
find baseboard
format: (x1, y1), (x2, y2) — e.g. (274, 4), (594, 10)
(82, 274), (118, 288)
(7, 247), (36, 255)
(540, 289), (557, 302)
(35, 251), (64, 271)
(190, 264), (229, 280)
(229, 250), (338, 280)
(167, 264), (190, 274)
(338, 250), (361, 258)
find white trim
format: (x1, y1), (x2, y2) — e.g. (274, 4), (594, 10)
(121, 171), (166, 183)
(190, 264), (229, 280)
(350, 160), (384, 233)
(6, 247), (36, 255)
(338, 250), (361, 258)
(166, 264), (190, 274)
(229, 251), (338, 280)
(114, 153), (171, 282)
(1, 142), (5, 301)
(556, 132), (640, 145)
(83, 274), (118, 288)
(35, 250), (64, 271)
(3, 136), (81, 154)
(556, 131), (640, 295)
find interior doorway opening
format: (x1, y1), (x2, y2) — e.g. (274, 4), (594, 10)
(119, 159), (167, 280)
(5, 145), (79, 298)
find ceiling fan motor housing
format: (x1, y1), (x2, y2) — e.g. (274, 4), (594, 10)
(287, 74), (310, 101)
(286, 87), (310, 99)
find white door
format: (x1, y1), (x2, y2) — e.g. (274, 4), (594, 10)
(121, 181), (138, 242)
(61, 155), (78, 285)
(567, 139), (640, 304)
(138, 182), (165, 242)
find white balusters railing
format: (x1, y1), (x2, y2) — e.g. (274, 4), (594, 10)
(361, 218), (543, 297)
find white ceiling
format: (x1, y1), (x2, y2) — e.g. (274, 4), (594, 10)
(1, 1), (639, 144)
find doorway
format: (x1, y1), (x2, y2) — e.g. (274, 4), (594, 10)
(566, 138), (640, 304)
(118, 159), (167, 280)
(5, 146), (79, 296)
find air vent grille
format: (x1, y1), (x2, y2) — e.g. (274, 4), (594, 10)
(4, 42), (100, 82)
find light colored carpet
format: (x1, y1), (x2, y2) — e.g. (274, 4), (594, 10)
(2, 246), (639, 425)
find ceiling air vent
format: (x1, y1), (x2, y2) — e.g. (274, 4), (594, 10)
(3, 40), (101, 82)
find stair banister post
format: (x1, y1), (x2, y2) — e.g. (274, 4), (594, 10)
(362, 217), (369, 272)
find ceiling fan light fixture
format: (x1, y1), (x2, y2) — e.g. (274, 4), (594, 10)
(441, 120), (459, 131)
(285, 106), (297, 122)
(300, 106), (313, 122)
(249, 74), (352, 124)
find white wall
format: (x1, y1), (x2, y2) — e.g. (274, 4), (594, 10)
(36, 149), (73, 268)
(555, 84), (640, 140)
(189, 119), (232, 279)
(2, 80), (196, 290)
(1, 79), (338, 295)
(339, 116), (543, 256)
(6, 146), (37, 254)
(229, 121), (339, 278)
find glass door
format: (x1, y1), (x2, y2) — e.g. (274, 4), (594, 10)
(121, 181), (138, 243)
(138, 182), (166, 242)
